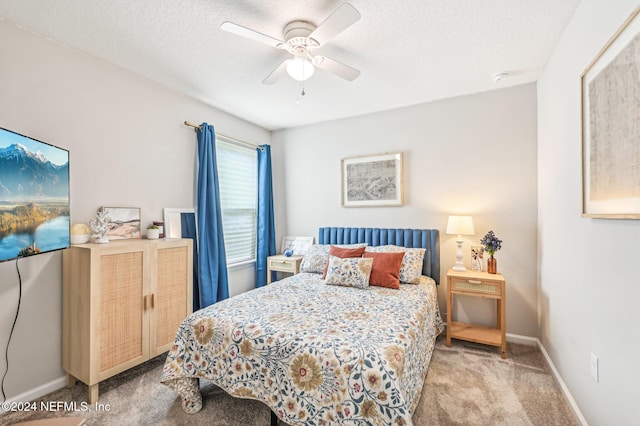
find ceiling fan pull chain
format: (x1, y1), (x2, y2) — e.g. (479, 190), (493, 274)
(295, 75), (307, 105)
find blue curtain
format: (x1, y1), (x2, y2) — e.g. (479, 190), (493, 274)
(256, 144), (276, 287)
(195, 123), (229, 308)
(180, 212), (200, 310)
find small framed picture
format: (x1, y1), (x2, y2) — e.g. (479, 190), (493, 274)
(470, 245), (484, 272)
(102, 207), (141, 240)
(280, 236), (314, 255)
(163, 207), (196, 239)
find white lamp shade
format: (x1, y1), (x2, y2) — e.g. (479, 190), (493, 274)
(287, 56), (315, 81)
(445, 215), (475, 236)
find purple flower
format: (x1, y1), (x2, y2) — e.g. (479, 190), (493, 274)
(480, 230), (502, 257)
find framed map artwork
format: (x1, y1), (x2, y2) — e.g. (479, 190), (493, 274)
(581, 6), (640, 218)
(341, 152), (403, 207)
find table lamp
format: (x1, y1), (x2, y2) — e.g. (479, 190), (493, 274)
(446, 215), (475, 272)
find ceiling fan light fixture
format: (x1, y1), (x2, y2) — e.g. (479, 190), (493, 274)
(287, 56), (315, 81)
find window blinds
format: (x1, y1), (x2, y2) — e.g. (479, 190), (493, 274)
(216, 138), (258, 264)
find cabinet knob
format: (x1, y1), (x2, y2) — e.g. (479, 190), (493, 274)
(468, 280), (482, 284)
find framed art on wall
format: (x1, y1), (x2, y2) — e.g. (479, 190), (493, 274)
(341, 152), (403, 207)
(103, 207), (141, 239)
(581, 6), (640, 219)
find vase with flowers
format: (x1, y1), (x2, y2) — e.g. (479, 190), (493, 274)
(480, 230), (502, 274)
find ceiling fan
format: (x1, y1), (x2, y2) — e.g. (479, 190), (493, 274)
(221, 3), (361, 85)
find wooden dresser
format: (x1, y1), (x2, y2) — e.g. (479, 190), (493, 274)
(62, 238), (193, 402)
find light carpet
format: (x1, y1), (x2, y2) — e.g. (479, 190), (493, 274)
(2, 336), (579, 425)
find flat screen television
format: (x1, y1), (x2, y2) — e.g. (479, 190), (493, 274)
(0, 127), (70, 262)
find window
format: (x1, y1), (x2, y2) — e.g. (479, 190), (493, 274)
(216, 137), (257, 265)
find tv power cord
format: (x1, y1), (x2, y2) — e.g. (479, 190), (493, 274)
(1, 256), (23, 402)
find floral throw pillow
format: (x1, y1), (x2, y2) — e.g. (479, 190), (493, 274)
(365, 245), (426, 284)
(299, 244), (330, 274)
(300, 243), (367, 274)
(324, 255), (373, 289)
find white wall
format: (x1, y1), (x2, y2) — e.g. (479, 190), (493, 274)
(0, 20), (269, 400)
(272, 83), (538, 337)
(537, 1), (640, 424)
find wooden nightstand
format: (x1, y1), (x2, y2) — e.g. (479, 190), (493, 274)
(267, 254), (303, 284)
(446, 268), (507, 358)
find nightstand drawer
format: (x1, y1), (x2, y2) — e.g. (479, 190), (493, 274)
(451, 278), (502, 296)
(268, 257), (298, 273)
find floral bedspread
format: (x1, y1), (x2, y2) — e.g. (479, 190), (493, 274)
(161, 272), (444, 425)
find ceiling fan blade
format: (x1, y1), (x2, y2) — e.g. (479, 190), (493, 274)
(308, 3), (361, 46)
(221, 21), (285, 49)
(262, 60), (290, 85)
(314, 56), (360, 81)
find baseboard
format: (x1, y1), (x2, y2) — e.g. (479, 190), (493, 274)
(5, 375), (66, 403)
(506, 333), (538, 346)
(536, 340), (589, 426)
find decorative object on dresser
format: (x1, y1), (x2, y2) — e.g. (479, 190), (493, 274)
(480, 230), (502, 274)
(163, 207), (196, 239)
(446, 268), (507, 358)
(581, 5), (640, 219)
(153, 220), (165, 238)
(102, 206), (141, 240)
(70, 223), (91, 245)
(62, 238), (193, 403)
(266, 254), (303, 284)
(470, 245), (484, 272)
(445, 215), (475, 271)
(89, 208), (110, 244)
(146, 223), (160, 240)
(341, 152), (403, 207)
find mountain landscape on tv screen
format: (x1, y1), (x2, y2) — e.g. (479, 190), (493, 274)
(0, 143), (69, 199)
(0, 141), (70, 261)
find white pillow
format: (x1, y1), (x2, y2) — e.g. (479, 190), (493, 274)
(365, 245), (425, 283)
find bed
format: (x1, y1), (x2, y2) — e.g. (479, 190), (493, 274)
(161, 227), (444, 425)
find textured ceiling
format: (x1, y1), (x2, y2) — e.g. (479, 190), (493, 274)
(0, 0), (581, 130)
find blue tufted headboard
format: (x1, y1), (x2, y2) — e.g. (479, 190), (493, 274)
(318, 227), (440, 284)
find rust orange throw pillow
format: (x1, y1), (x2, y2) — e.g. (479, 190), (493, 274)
(321, 245), (367, 278)
(363, 251), (405, 289)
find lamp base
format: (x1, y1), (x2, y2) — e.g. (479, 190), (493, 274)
(452, 238), (466, 272)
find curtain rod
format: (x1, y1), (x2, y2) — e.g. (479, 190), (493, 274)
(183, 120), (261, 150)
